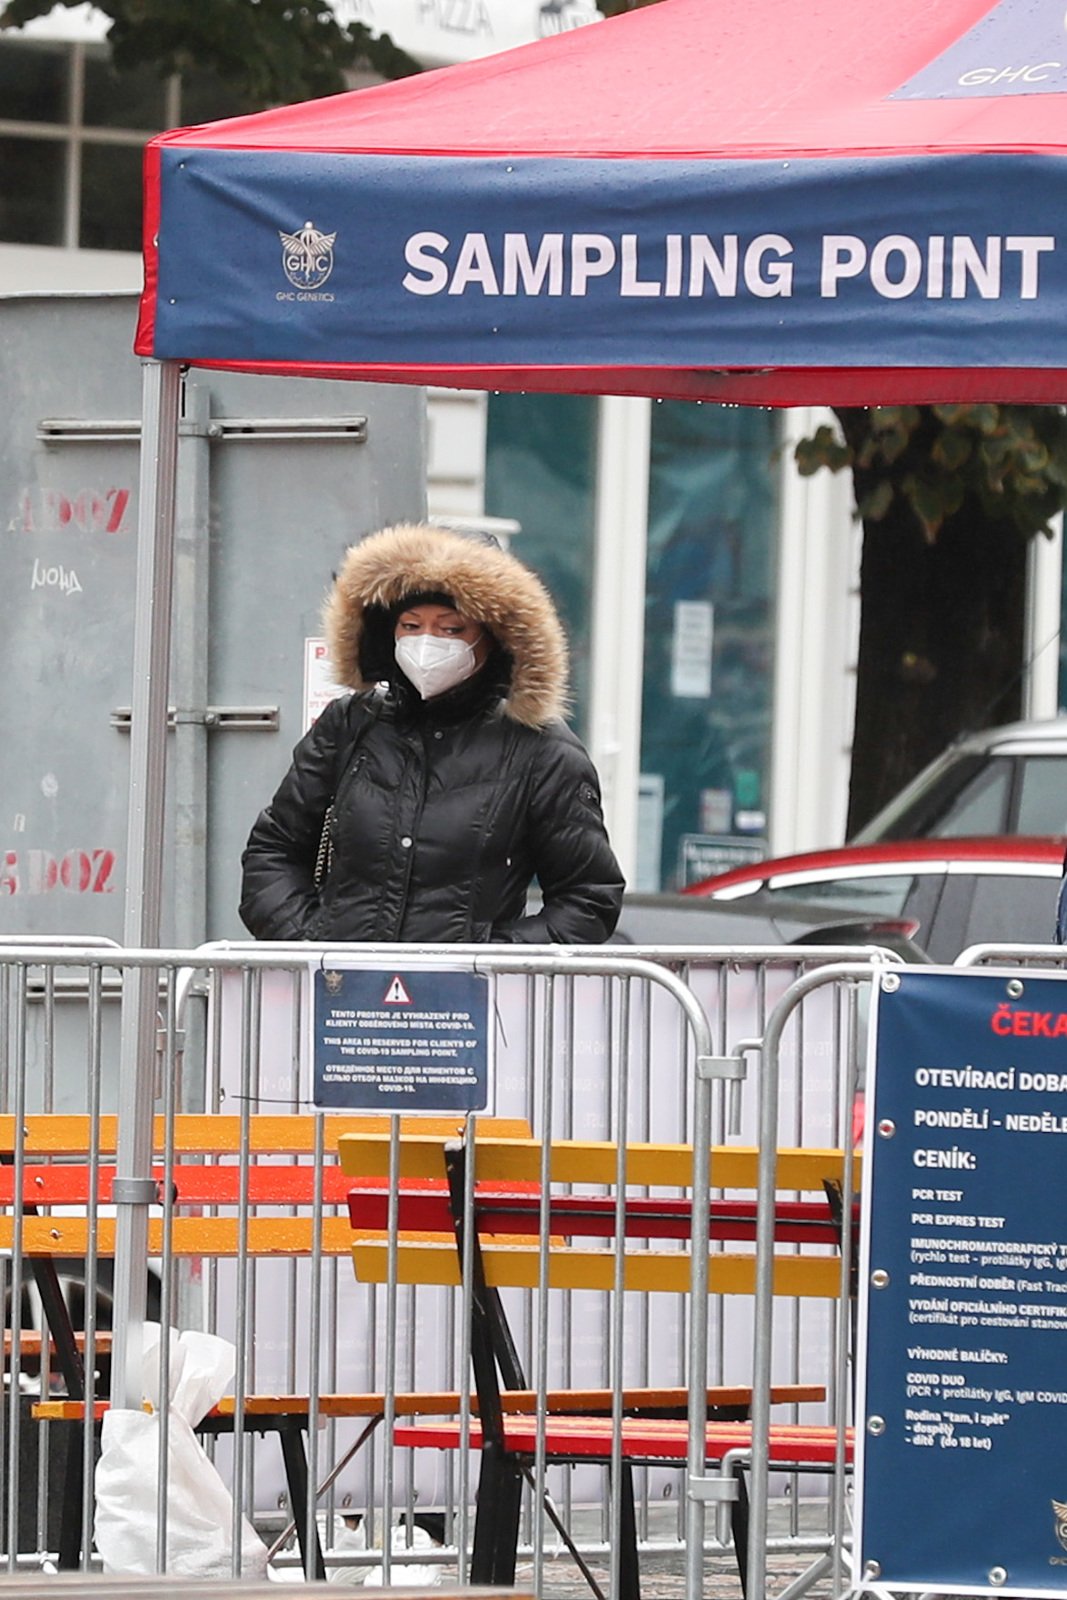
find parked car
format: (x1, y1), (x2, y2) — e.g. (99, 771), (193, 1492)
(611, 890), (930, 961)
(852, 717), (1067, 843)
(683, 837), (1064, 962)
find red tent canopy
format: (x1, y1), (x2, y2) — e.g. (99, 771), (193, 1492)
(136, 0), (1067, 404)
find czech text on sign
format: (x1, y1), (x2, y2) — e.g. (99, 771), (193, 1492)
(312, 965), (489, 1112)
(857, 968), (1067, 1595)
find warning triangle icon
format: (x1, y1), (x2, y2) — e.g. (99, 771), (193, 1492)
(384, 975), (413, 1005)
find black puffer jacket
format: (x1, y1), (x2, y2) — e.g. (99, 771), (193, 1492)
(239, 524), (624, 944)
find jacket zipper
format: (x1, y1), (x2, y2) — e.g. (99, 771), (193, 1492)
(391, 735), (430, 937)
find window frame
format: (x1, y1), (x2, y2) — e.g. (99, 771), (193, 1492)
(0, 37), (178, 251)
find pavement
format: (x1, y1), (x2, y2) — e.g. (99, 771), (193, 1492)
(272, 1499), (848, 1597)
(528, 1500), (844, 1600)
(259, 1491), (851, 1593)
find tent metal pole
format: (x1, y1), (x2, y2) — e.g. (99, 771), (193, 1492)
(111, 357), (181, 1414)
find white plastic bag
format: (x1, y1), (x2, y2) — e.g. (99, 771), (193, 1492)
(268, 1515), (442, 1587)
(362, 1522), (442, 1588)
(94, 1323), (268, 1578)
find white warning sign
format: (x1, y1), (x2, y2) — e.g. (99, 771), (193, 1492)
(384, 976), (413, 1005)
(312, 966), (491, 1112)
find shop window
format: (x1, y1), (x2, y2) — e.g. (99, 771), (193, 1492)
(0, 38), (276, 257)
(84, 56), (167, 131)
(79, 143), (146, 252)
(0, 38), (67, 122)
(484, 393), (597, 739)
(640, 403), (779, 889)
(0, 136), (65, 246)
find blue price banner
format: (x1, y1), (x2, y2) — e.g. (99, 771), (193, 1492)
(857, 968), (1067, 1595)
(152, 149), (1067, 378)
(311, 965), (490, 1112)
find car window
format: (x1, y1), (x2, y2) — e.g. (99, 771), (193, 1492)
(1013, 755), (1067, 834)
(922, 757), (1011, 837)
(959, 873), (1060, 949)
(765, 874), (916, 916)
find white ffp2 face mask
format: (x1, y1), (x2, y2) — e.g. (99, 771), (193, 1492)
(395, 633), (480, 699)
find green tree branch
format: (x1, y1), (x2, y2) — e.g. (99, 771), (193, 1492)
(0, 0), (420, 106)
(797, 403), (1067, 545)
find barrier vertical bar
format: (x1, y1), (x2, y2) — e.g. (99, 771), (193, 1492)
(305, 1111), (326, 1577)
(456, 1110), (478, 1584)
(830, 980), (862, 1595)
(81, 965), (104, 1567)
(6, 963), (27, 1572)
(684, 1004), (713, 1600)
(232, 965), (257, 1573)
(154, 968), (179, 1573)
(747, 960), (882, 1600)
(381, 1115), (403, 1586)
(747, 980), (795, 1600)
(532, 973), (556, 1599)
(608, 977), (631, 1600)
(111, 358), (181, 1412)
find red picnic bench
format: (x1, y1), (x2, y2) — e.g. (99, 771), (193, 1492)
(341, 1130), (857, 1600)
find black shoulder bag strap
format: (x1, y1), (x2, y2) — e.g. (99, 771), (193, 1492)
(313, 690), (384, 887)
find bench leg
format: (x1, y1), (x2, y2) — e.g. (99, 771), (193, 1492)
(56, 1432), (85, 1569)
(470, 1442), (523, 1585)
(277, 1422), (327, 1581)
(730, 1461), (750, 1600)
(617, 1463), (641, 1600)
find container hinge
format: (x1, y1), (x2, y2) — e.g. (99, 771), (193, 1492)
(205, 415), (368, 442)
(111, 706), (280, 732)
(696, 1054), (746, 1082)
(38, 415), (368, 444)
(37, 419), (205, 442)
(38, 419), (141, 443)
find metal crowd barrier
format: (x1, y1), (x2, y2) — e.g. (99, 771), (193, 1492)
(0, 939), (908, 1596)
(956, 942), (1067, 969)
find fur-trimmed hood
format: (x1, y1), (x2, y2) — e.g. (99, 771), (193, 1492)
(323, 524), (569, 729)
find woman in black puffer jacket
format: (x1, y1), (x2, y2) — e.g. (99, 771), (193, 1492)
(239, 523), (624, 944)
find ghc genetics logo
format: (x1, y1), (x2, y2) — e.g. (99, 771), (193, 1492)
(1050, 1498), (1067, 1564)
(277, 220), (337, 302)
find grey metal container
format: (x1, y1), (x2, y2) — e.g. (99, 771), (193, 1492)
(0, 293), (427, 947)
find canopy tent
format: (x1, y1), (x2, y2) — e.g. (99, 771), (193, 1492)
(135, 0), (1067, 405)
(113, 0), (1067, 1437)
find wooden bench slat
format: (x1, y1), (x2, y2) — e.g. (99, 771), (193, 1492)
(31, 1395), (458, 1424)
(349, 1239), (843, 1297)
(347, 1186), (841, 1245)
(339, 1133), (860, 1191)
(393, 1415), (853, 1466)
(34, 1382), (824, 1425)
(4, 1330), (113, 1359)
(0, 1164), (385, 1207)
(0, 1113), (531, 1158)
(0, 1215), (357, 1257)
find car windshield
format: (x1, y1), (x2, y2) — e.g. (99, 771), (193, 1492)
(855, 749), (1067, 842)
(922, 758), (1011, 836)
(852, 753), (992, 841)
